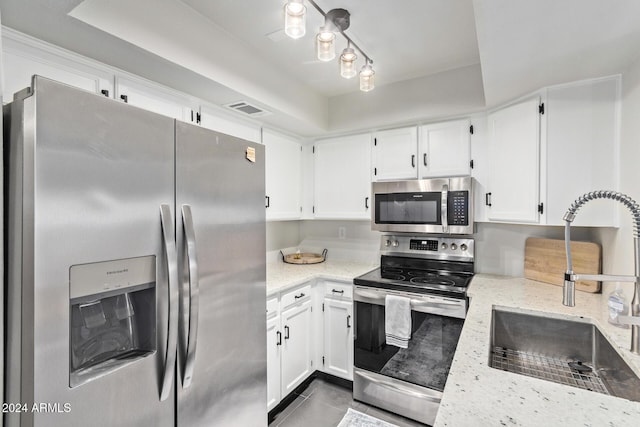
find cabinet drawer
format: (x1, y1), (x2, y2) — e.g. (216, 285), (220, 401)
(266, 297), (279, 319)
(324, 281), (353, 300)
(281, 284), (312, 309)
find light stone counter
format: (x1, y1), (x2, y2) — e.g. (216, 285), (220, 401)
(435, 274), (640, 427)
(266, 259), (377, 297)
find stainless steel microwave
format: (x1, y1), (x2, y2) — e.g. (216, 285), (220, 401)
(371, 177), (474, 235)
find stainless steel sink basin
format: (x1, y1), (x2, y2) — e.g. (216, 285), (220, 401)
(489, 308), (640, 402)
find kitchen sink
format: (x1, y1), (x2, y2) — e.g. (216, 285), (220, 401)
(489, 308), (640, 402)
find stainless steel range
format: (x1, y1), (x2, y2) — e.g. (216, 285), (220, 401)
(353, 234), (474, 426)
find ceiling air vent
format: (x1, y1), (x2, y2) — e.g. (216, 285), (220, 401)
(224, 101), (270, 117)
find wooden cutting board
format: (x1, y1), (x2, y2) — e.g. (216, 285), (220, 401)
(524, 237), (601, 293)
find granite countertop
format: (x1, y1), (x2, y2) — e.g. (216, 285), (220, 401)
(266, 259), (377, 297)
(435, 274), (640, 427)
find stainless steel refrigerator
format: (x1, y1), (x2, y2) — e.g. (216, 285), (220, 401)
(3, 76), (267, 426)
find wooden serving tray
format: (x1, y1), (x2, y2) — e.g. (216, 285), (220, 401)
(281, 249), (327, 265)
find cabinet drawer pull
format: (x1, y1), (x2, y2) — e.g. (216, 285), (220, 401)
(294, 293), (306, 299)
(347, 315), (351, 328)
(332, 289), (344, 294)
(411, 154), (416, 168)
(276, 331), (282, 346)
(265, 195), (270, 208)
(365, 197), (369, 209)
(284, 325), (290, 340)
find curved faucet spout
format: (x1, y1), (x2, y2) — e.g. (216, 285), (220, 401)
(563, 190), (640, 354)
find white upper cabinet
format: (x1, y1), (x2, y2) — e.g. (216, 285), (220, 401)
(486, 97), (542, 223)
(372, 127), (418, 181)
(419, 119), (472, 178)
(198, 104), (262, 143)
(2, 31), (113, 101)
(115, 76), (198, 123)
(314, 133), (372, 219)
(479, 77), (620, 226)
(542, 76), (619, 226)
(264, 129), (302, 221)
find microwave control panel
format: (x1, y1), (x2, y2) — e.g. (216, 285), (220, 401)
(447, 191), (469, 225)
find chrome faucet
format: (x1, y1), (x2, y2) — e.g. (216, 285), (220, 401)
(563, 191), (640, 354)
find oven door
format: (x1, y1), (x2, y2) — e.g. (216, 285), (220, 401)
(354, 286), (465, 390)
(353, 286), (465, 425)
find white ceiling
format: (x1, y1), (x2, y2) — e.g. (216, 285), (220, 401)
(178, 0), (481, 97)
(2, 0), (640, 137)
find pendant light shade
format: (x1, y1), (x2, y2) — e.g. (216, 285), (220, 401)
(340, 47), (357, 79)
(316, 27), (336, 62)
(359, 61), (375, 92)
(284, 0), (306, 39)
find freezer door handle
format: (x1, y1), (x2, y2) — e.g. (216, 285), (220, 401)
(160, 204), (179, 401)
(181, 204), (200, 389)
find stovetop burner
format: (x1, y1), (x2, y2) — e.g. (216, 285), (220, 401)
(410, 276), (456, 287)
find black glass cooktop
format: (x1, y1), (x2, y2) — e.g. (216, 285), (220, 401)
(354, 256), (474, 297)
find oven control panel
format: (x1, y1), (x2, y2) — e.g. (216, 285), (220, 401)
(381, 235), (474, 262)
(409, 239), (439, 251)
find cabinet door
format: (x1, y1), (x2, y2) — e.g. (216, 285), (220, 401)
(314, 134), (372, 219)
(372, 127), (418, 180)
(266, 315), (281, 411)
(281, 299), (313, 396)
(116, 76), (197, 122)
(199, 104), (261, 143)
(3, 38), (113, 100)
(323, 298), (353, 380)
(544, 77), (619, 226)
(487, 97), (541, 223)
(264, 129), (302, 220)
(419, 119), (471, 178)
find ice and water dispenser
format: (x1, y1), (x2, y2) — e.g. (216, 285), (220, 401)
(69, 256), (156, 387)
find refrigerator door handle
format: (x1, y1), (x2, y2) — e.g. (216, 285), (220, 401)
(160, 204), (179, 401)
(181, 204), (200, 389)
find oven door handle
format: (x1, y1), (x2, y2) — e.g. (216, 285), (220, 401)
(354, 288), (461, 307)
(355, 370), (441, 403)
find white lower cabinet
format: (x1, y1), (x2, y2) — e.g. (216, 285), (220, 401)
(266, 284), (314, 411)
(281, 298), (313, 395)
(322, 298), (353, 380)
(266, 297), (281, 412)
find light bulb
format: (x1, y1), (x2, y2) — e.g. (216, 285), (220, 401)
(340, 47), (357, 79)
(359, 62), (375, 92)
(284, 0), (306, 39)
(316, 27), (335, 62)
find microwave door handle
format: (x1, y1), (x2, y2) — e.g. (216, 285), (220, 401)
(181, 204), (200, 389)
(159, 204), (179, 402)
(441, 184), (449, 233)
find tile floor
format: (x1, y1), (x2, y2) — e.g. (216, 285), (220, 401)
(268, 377), (426, 427)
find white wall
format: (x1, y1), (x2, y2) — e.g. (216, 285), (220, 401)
(594, 54), (640, 301)
(266, 221), (300, 252)
(327, 64), (486, 134)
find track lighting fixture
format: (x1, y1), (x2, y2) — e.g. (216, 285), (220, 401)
(283, 0), (375, 91)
